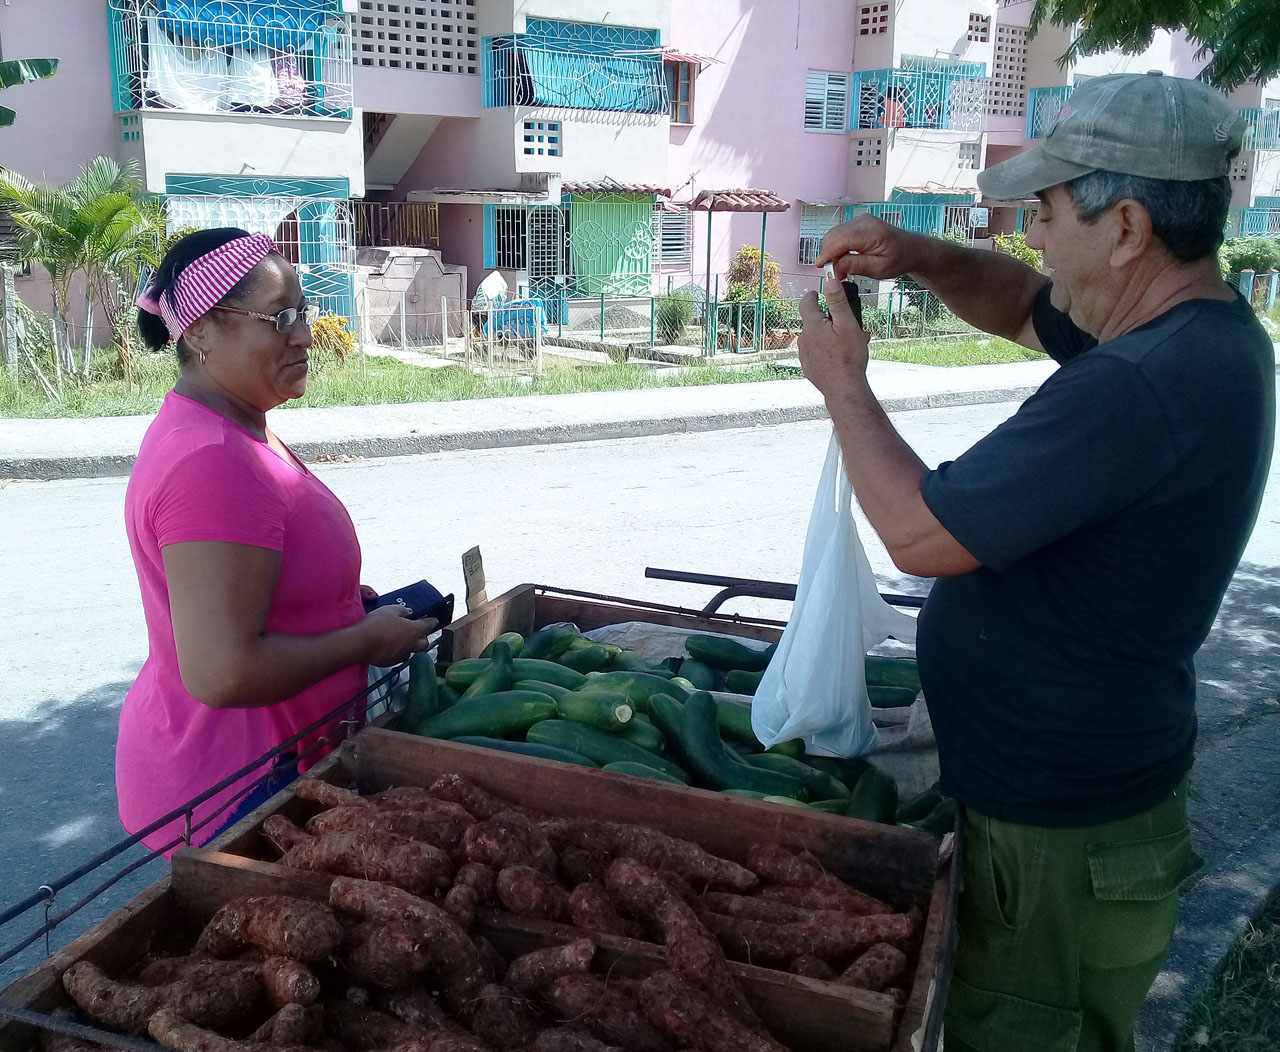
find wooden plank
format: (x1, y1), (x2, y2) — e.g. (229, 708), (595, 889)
(439, 583), (536, 661)
(350, 729), (938, 908)
(170, 851), (333, 917)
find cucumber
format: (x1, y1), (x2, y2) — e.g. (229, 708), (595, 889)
(415, 690), (558, 740)
(720, 789), (770, 799)
(724, 669), (764, 695)
(449, 657), (588, 691)
(461, 640), (515, 699)
(513, 679), (572, 701)
(611, 651), (674, 676)
(844, 762), (899, 824)
(765, 739), (806, 758)
(526, 720), (690, 782)
(678, 659), (718, 691)
(904, 797), (959, 836)
(582, 672), (689, 709)
(566, 637), (623, 658)
(556, 690), (634, 732)
(715, 699), (763, 748)
(868, 685), (920, 708)
(865, 655), (922, 692)
(556, 645), (612, 674)
(742, 754), (850, 801)
(444, 657), (491, 690)
(617, 715), (667, 753)
(762, 795), (810, 808)
(660, 657), (683, 674)
(521, 625), (579, 661)
(481, 632), (524, 658)
(450, 736), (598, 767)
(897, 785), (945, 825)
(602, 761), (687, 785)
(678, 691), (807, 799)
(645, 693), (687, 763)
(685, 635), (771, 672)
(437, 678), (463, 709)
(669, 676), (697, 691)
(403, 652), (440, 726)
(807, 798), (852, 814)
(805, 755), (873, 789)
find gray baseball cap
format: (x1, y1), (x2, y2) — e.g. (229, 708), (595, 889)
(978, 71), (1246, 201)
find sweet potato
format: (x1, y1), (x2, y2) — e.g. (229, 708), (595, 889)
(557, 847), (609, 887)
(306, 805), (470, 850)
(541, 820), (755, 892)
(195, 895), (342, 963)
(467, 983), (538, 1052)
(495, 866), (569, 922)
(547, 974), (671, 1052)
(281, 830), (453, 896)
(259, 955), (321, 1007)
(293, 778), (371, 810)
(343, 921), (430, 989)
(134, 957), (258, 988)
(426, 774), (524, 820)
(452, 863), (498, 906)
(696, 909), (914, 963)
(377, 986), (452, 1029)
(147, 1009), (282, 1052)
(462, 812), (557, 875)
(700, 892), (850, 927)
(838, 943), (909, 992)
(62, 960), (258, 1034)
(328, 878), (486, 1011)
(746, 846), (891, 916)
(262, 815), (313, 855)
(637, 971), (786, 1052)
(248, 1003), (324, 1045)
(504, 939), (595, 996)
(471, 936), (506, 983)
(531, 1028), (624, 1052)
(442, 884), (478, 930)
(566, 882), (639, 940)
(787, 955), (836, 981)
(328, 1004), (487, 1052)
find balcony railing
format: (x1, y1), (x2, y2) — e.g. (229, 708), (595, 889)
(1026, 85), (1073, 139)
(107, 0), (354, 119)
(354, 202), (440, 249)
(1226, 206), (1280, 237)
(1239, 108), (1280, 152)
(847, 201), (976, 237)
(481, 18), (666, 114)
(850, 65), (988, 133)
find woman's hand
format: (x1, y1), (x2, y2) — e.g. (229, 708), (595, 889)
(360, 605), (438, 666)
(359, 584), (379, 605)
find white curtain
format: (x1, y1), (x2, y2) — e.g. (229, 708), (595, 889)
(166, 196), (297, 238)
(145, 18), (282, 111)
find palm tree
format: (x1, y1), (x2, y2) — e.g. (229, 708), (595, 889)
(0, 158), (165, 382)
(0, 58), (58, 128)
(1030, 0), (1279, 91)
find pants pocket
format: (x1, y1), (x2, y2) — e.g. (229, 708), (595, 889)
(945, 973), (1082, 1052)
(963, 811), (1039, 930)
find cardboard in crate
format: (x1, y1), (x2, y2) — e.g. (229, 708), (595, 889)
(204, 726), (957, 1052)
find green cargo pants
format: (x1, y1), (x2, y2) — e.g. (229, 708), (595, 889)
(944, 779), (1202, 1052)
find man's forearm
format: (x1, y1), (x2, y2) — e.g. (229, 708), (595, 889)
(897, 232), (1048, 342)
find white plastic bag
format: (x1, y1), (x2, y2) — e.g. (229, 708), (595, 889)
(751, 429), (918, 757)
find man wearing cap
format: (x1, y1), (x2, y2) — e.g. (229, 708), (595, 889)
(799, 73), (1274, 1051)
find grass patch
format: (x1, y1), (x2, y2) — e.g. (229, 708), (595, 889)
(1176, 886), (1280, 1052)
(870, 335), (1049, 367)
(0, 348), (797, 419)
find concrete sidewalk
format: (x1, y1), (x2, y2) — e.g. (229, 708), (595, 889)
(0, 359), (1058, 480)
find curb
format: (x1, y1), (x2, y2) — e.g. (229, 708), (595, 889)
(0, 385), (1042, 482)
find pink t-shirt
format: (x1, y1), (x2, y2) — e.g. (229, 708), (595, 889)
(118, 391), (367, 852)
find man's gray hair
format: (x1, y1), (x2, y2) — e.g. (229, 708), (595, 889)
(1065, 171), (1232, 264)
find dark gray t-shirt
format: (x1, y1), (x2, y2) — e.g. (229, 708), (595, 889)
(917, 286), (1274, 826)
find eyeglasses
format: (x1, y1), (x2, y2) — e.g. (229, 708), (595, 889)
(211, 303), (320, 332)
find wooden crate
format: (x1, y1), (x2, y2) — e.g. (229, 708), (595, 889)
(439, 583), (788, 662)
(206, 727), (957, 1052)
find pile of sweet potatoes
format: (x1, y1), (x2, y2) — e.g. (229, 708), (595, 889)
(54, 774), (925, 1052)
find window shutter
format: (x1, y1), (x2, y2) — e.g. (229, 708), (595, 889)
(806, 71), (848, 131)
(483, 204), (496, 269)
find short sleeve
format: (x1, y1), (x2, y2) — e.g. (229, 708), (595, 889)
(150, 441), (288, 551)
(921, 354), (1177, 571)
(1032, 282), (1097, 364)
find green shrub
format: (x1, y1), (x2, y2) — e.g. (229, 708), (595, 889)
(726, 245), (782, 300)
(654, 290), (694, 344)
(993, 231), (1043, 271)
(1220, 237), (1280, 275)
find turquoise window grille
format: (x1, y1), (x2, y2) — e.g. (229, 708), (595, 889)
(1026, 85), (1073, 139)
(845, 197), (976, 237)
(481, 19), (665, 113)
(106, 0), (354, 119)
(850, 59), (987, 133)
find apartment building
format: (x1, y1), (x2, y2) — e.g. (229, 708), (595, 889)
(1, 0), (1278, 324)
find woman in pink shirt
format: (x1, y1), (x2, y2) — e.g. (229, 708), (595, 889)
(119, 228), (434, 853)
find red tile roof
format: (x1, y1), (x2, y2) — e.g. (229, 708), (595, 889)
(561, 179), (671, 197)
(685, 188), (791, 212)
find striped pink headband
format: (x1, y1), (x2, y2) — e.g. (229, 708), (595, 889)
(136, 233), (280, 340)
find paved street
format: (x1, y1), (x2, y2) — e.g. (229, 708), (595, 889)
(0, 393), (1277, 1050)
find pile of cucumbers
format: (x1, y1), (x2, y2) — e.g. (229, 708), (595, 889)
(398, 625), (947, 830)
